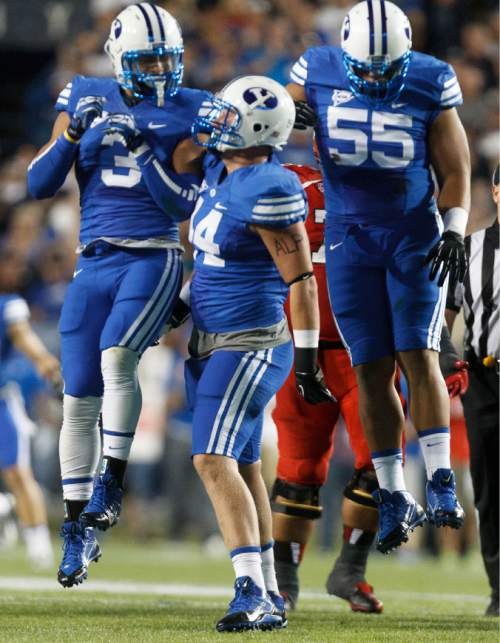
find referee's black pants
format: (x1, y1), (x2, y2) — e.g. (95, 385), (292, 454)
(462, 352), (499, 600)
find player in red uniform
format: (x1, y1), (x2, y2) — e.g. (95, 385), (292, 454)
(271, 163), (383, 613)
(271, 163), (469, 614)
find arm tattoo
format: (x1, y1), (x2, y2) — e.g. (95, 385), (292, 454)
(274, 233), (303, 256)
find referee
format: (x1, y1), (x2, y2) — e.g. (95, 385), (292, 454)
(446, 165), (499, 617)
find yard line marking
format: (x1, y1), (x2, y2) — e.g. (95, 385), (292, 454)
(0, 577), (486, 604)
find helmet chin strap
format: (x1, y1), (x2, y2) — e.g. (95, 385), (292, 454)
(155, 80), (166, 107)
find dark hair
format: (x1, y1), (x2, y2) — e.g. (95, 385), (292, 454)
(493, 164), (499, 187)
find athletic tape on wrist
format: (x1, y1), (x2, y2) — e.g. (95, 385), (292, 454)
(443, 207), (468, 237)
(293, 329), (319, 348)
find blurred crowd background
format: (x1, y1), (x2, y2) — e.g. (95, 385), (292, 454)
(0, 0), (497, 555)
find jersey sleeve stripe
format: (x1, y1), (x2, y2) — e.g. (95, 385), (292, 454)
(291, 62), (307, 80)
(440, 92), (462, 107)
(251, 212), (305, 222)
(443, 76), (458, 88)
(152, 159), (198, 202)
(256, 194), (303, 205)
(59, 89), (71, 98)
(290, 70), (306, 85)
(299, 56), (308, 68)
(252, 199), (305, 215)
(440, 82), (460, 101)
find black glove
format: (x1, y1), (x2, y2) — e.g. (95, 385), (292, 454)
(293, 101), (318, 130)
(102, 114), (144, 152)
(294, 347), (335, 404)
(424, 230), (468, 287)
(164, 297), (191, 334)
(67, 95), (105, 141)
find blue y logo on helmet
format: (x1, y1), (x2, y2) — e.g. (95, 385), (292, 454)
(114, 19), (122, 38)
(243, 87), (278, 110)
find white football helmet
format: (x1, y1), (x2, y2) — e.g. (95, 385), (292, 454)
(341, 0), (412, 105)
(105, 2), (183, 105)
(192, 76), (295, 152)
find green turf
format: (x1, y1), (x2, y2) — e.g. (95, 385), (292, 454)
(0, 541), (497, 642)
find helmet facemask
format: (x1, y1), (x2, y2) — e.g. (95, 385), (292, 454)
(343, 50), (411, 107)
(192, 98), (243, 151)
(121, 45), (184, 106)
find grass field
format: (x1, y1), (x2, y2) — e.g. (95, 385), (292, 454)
(0, 538), (497, 642)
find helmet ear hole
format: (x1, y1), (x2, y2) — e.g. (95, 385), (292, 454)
(253, 123), (262, 132)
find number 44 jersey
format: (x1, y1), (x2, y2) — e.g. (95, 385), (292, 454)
(55, 75), (210, 245)
(290, 47), (463, 225)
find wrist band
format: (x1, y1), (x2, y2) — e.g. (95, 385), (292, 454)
(63, 130), (79, 144)
(443, 207), (468, 237)
(293, 329), (319, 348)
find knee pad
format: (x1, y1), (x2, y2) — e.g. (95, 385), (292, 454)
(271, 478), (322, 520)
(343, 468), (379, 509)
(101, 347), (139, 392)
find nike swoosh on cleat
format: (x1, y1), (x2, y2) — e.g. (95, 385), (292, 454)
(73, 269), (83, 278)
(148, 122), (167, 129)
(215, 202), (227, 210)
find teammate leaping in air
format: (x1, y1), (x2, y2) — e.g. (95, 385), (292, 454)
(28, 3), (211, 587)
(287, 0), (470, 553)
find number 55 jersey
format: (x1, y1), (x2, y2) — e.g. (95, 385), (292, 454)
(290, 46), (463, 365)
(291, 47), (462, 225)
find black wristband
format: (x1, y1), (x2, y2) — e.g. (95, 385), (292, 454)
(294, 347), (318, 374)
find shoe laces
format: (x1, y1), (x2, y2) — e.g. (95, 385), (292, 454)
(229, 578), (261, 612)
(87, 474), (120, 512)
(60, 522), (85, 567)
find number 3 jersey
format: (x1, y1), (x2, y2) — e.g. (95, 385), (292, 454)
(55, 75), (211, 245)
(290, 47), (463, 225)
(189, 154), (307, 334)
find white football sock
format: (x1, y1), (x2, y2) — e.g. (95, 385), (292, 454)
(371, 448), (406, 493)
(260, 542), (279, 593)
(101, 347), (142, 461)
(418, 428), (451, 479)
(60, 395), (102, 500)
(230, 548), (266, 594)
(22, 524), (54, 569)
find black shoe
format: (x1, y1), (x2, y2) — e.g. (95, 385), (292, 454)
(485, 596), (499, 617)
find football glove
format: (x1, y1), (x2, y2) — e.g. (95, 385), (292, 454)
(439, 324), (469, 397)
(293, 101), (318, 130)
(294, 347), (335, 404)
(163, 297), (191, 334)
(424, 231), (468, 287)
(67, 95), (105, 141)
(102, 114), (144, 152)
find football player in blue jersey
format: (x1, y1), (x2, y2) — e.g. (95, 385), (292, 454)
(287, 0), (470, 553)
(0, 249), (61, 569)
(166, 75), (333, 631)
(27, 3), (211, 587)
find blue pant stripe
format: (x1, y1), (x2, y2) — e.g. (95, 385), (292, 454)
(222, 351), (270, 457)
(136, 256), (182, 354)
(207, 352), (257, 454)
(102, 429), (135, 438)
(261, 541), (274, 553)
(62, 476), (94, 485)
(120, 250), (174, 350)
(418, 427), (449, 438)
(230, 546), (261, 558)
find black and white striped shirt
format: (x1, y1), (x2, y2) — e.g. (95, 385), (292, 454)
(447, 221), (499, 360)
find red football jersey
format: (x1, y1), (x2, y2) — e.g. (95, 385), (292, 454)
(284, 164), (340, 343)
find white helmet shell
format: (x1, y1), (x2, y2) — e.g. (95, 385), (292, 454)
(216, 76), (296, 152)
(341, 0), (412, 64)
(105, 3), (183, 84)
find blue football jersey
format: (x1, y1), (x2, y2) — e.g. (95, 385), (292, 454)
(290, 47), (463, 225)
(189, 154), (307, 333)
(0, 295), (30, 387)
(55, 76), (211, 244)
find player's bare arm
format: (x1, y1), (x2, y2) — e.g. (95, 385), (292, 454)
(172, 137), (206, 176)
(7, 319), (61, 385)
(36, 111), (70, 156)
